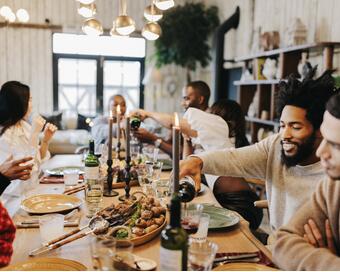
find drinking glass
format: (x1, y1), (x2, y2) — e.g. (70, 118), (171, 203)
(63, 169), (79, 186)
(91, 236), (117, 271)
(136, 164), (151, 194)
(39, 214), (64, 245)
(113, 240), (135, 270)
(190, 213), (210, 242)
(86, 178), (103, 217)
(181, 204), (203, 234)
(153, 178), (170, 206)
(188, 240), (218, 271)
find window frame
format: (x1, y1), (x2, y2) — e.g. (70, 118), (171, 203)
(52, 53), (145, 115)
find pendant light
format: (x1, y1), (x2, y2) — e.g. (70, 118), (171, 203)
(78, 3), (96, 18)
(82, 18), (103, 36)
(115, 0), (135, 36)
(144, 4), (163, 22)
(77, 0), (95, 4)
(16, 9), (29, 23)
(154, 0), (174, 11)
(142, 22), (162, 40)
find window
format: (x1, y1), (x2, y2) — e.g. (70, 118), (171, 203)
(53, 33), (145, 115)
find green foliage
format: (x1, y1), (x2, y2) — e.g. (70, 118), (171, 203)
(334, 76), (340, 88)
(154, 3), (219, 71)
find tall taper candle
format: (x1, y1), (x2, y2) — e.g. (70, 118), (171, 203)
(125, 116), (130, 158)
(116, 105), (121, 146)
(172, 112), (180, 193)
(108, 110), (113, 160)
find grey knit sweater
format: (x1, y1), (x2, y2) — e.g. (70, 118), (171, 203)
(196, 134), (326, 230)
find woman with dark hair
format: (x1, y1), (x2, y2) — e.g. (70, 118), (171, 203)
(182, 99), (263, 230)
(0, 81), (57, 198)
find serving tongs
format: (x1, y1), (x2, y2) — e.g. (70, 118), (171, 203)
(29, 216), (109, 257)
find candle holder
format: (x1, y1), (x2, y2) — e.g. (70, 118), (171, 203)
(116, 141), (121, 160)
(103, 158), (119, 197)
(118, 155), (136, 201)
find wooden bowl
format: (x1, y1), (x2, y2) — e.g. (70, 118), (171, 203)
(116, 219), (167, 247)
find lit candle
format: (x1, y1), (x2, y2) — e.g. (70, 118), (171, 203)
(125, 116), (130, 158)
(116, 105), (121, 147)
(172, 112), (180, 193)
(108, 109), (113, 160)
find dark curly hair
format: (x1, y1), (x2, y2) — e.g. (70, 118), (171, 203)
(0, 81), (30, 135)
(276, 67), (337, 130)
(210, 99), (249, 148)
(326, 92), (340, 119)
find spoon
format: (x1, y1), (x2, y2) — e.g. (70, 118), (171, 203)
(29, 216), (109, 256)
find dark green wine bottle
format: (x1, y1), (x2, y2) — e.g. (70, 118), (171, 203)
(160, 193), (188, 271)
(84, 140), (100, 187)
(130, 116), (141, 130)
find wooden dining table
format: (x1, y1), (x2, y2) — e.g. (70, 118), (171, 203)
(8, 154), (272, 270)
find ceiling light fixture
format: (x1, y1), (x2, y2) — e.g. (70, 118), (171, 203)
(154, 0), (175, 11)
(144, 5), (163, 22)
(115, 0), (135, 36)
(78, 3), (96, 18)
(77, 0), (95, 4)
(142, 22), (162, 40)
(82, 18), (103, 36)
(16, 9), (29, 23)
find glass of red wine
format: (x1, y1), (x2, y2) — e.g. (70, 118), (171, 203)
(181, 203), (203, 234)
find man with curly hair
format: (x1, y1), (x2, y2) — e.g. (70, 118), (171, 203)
(179, 68), (337, 243)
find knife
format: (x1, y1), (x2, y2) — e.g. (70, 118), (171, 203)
(214, 252), (259, 263)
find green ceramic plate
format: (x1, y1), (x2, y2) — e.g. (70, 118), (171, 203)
(159, 159), (172, 171)
(186, 203), (240, 230)
(45, 166), (84, 176)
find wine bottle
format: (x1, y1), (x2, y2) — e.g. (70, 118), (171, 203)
(130, 116), (141, 130)
(84, 140), (101, 216)
(178, 176), (196, 203)
(160, 193), (188, 271)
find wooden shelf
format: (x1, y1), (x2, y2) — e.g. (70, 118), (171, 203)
(235, 42), (340, 62)
(234, 80), (280, 86)
(245, 116), (279, 127)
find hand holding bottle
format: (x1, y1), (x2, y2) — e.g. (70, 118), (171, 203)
(179, 157), (203, 192)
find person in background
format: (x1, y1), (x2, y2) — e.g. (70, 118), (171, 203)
(91, 94), (126, 145)
(179, 68), (336, 244)
(0, 81), (57, 197)
(131, 80), (211, 156)
(273, 93), (340, 270)
(0, 156), (33, 195)
(0, 202), (16, 267)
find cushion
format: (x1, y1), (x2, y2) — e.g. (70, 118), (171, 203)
(41, 112), (63, 130)
(77, 114), (92, 131)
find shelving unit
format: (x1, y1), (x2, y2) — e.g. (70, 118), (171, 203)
(233, 42), (340, 143)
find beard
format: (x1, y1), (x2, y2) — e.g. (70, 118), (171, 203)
(281, 132), (317, 167)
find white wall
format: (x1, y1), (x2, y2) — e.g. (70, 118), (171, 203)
(1, 0), (340, 114)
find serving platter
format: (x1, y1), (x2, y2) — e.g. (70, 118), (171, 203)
(186, 203), (239, 230)
(2, 257), (87, 271)
(21, 194), (82, 214)
(45, 166), (84, 176)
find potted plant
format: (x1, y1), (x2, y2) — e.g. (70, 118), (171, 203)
(154, 2), (219, 82)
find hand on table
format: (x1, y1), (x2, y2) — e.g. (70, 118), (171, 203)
(0, 155), (33, 180)
(303, 218), (337, 254)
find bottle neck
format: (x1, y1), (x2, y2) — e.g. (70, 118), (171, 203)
(170, 193), (181, 228)
(89, 141), (94, 155)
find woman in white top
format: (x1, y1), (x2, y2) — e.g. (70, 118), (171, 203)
(0, 81), (57, 197)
